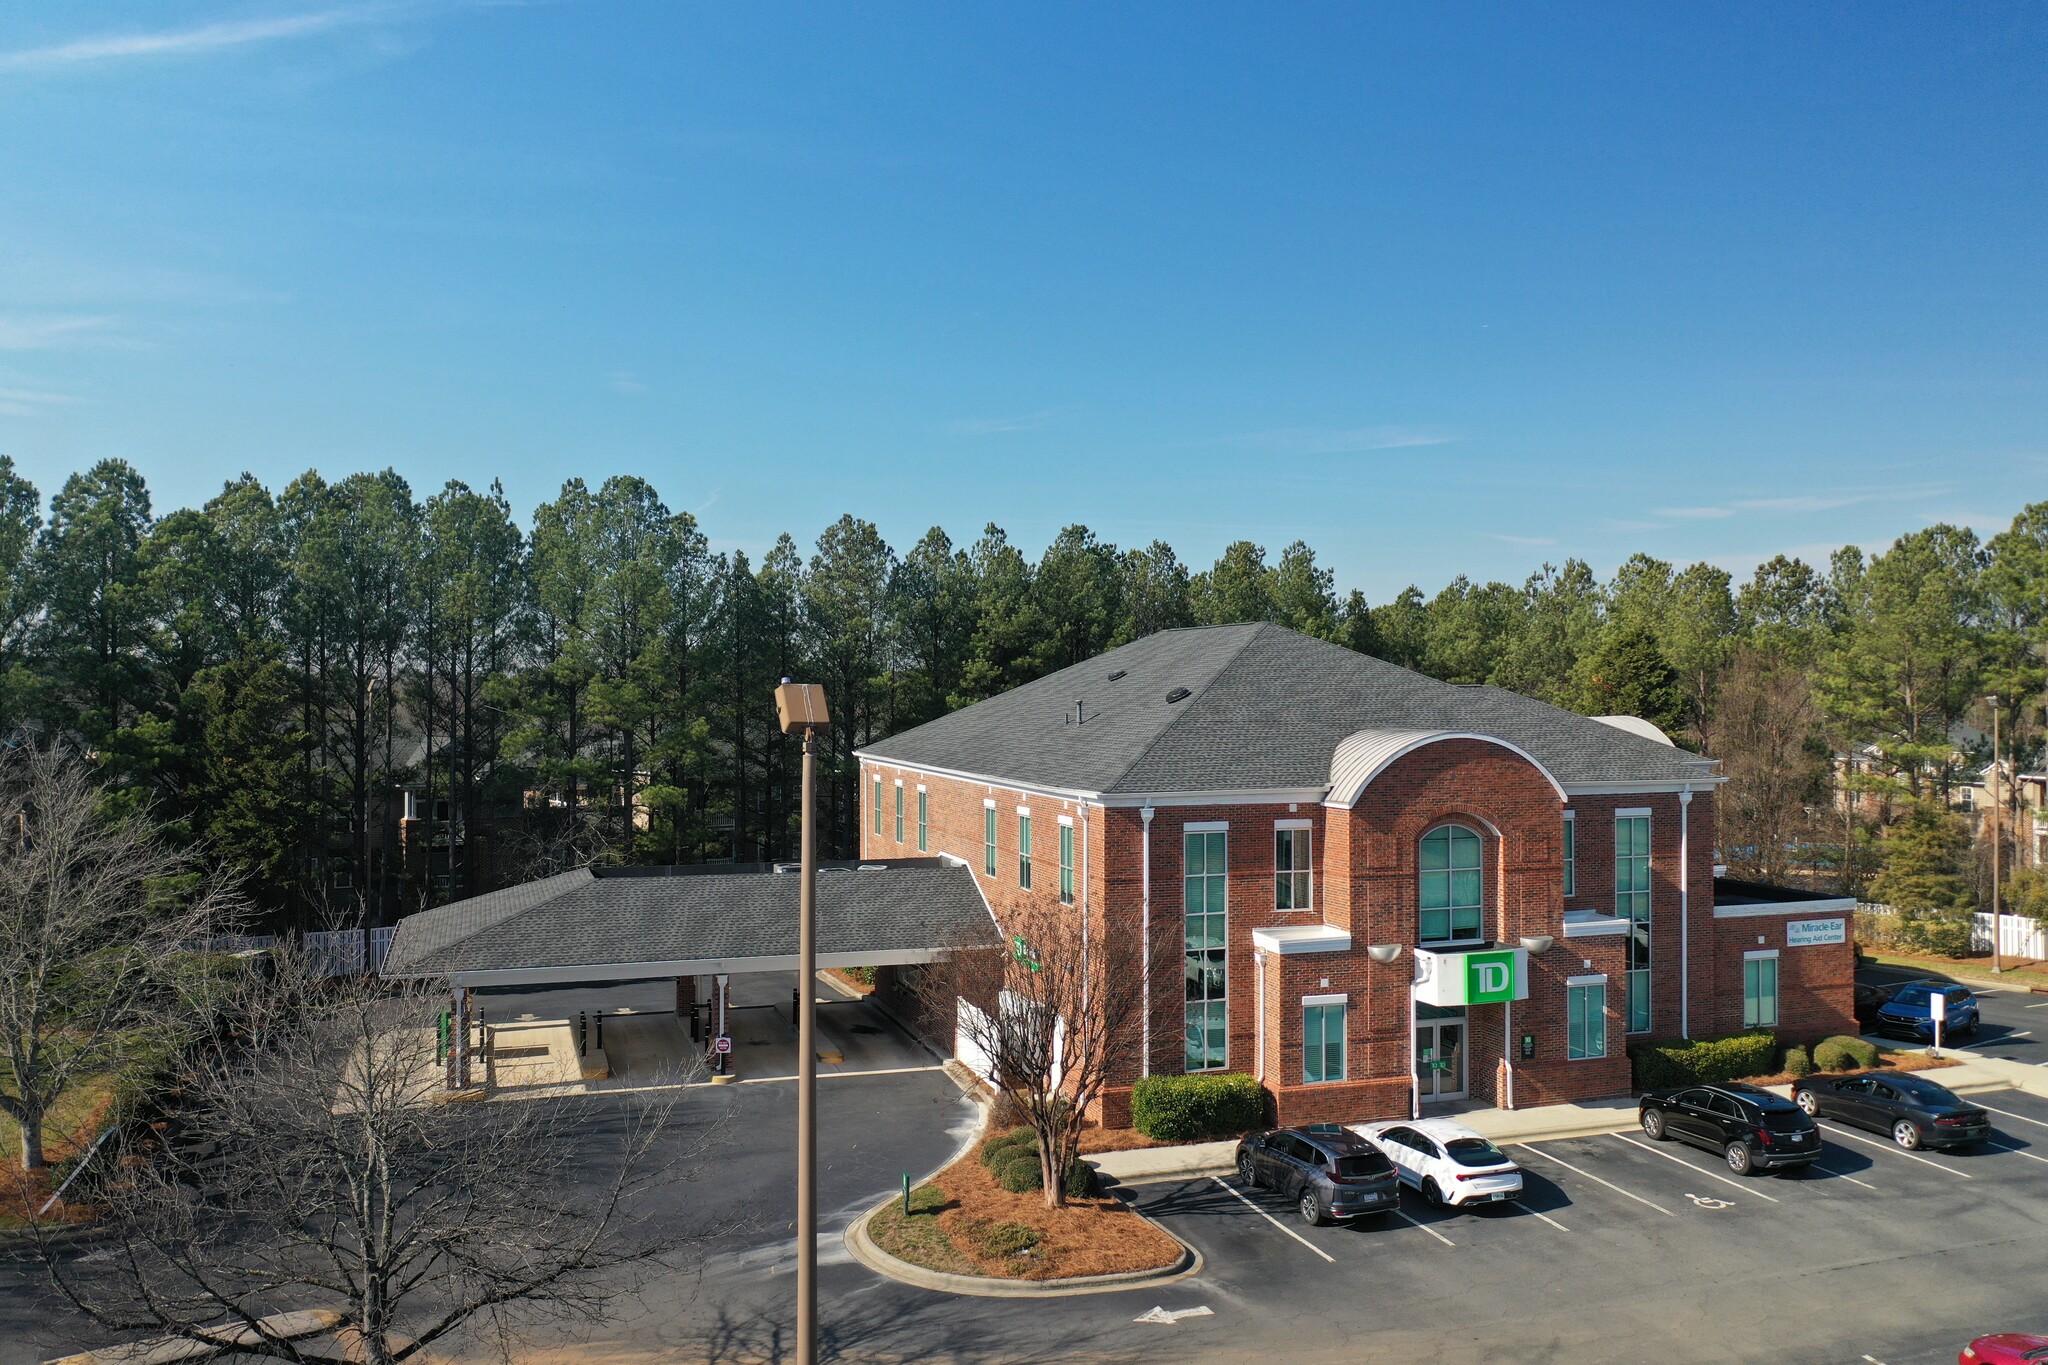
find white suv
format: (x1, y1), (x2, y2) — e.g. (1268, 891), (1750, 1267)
(1349, 1118), (1523, 1208)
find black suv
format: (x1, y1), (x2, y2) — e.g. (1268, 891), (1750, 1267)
(1235, 1124), (1400, 1226)
(1639, 1081), (1822, 1175)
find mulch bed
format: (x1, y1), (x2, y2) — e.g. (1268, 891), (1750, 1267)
(1740, 1051), (1962, 1087)
(868, 1132), (1183, 1282)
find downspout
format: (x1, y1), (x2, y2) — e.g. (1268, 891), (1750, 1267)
(1679, 785), (1694, 1040)
(1255, 950), (1266, 1084)
(1140, 805), (1155, 1077)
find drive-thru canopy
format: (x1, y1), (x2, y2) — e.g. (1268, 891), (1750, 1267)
(381, 857), (999, 988)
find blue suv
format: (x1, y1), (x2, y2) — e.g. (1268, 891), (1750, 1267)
(1873, 980), (1979, 1042)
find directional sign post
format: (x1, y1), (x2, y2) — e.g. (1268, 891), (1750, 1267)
(1929, 986), (1946, 1058)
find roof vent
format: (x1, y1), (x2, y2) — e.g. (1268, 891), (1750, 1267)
(1165, 687), (1191, 704)
(1107, 669), (1127, 682)
(772, 862), (799, 874)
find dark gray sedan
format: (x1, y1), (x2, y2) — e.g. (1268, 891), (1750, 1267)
(1791, 1071), (1990, 1150)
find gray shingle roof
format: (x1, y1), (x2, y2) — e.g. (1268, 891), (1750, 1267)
(859, 623), (1716, 795)
(382, 860), (999, 978)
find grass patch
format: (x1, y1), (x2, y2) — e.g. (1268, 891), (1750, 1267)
(868, 1130), (1183, 1282)
(1861, 949), (2048, 989)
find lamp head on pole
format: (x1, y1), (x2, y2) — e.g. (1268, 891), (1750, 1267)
(775, 682), (831, 735)
(1366, 943), (1403, 965)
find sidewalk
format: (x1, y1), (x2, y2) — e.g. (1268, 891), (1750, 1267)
(1090, 1095), (1642, 1184)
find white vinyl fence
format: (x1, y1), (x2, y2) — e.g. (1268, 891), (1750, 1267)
(303, 926), (398, 977)
(1858, 901), (2048, 962)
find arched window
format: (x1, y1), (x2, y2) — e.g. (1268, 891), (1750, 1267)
(1419, 824), (1483, 944)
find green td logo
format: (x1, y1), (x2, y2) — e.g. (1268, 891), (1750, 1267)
(1463, 950), (1518, 1004)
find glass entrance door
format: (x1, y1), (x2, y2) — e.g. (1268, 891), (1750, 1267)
(1414, 1011), (1468, 1102)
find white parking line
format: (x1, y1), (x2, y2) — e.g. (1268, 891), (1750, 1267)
(1816, 1122), (1975, 1178)
(2024, 1001), (2048, 1009)
(1514, 1205), (1572, 1233)
(1810, 1162), (1879, 1191)
(1392, 1208), (1456, 1246)
(1512, 1143), (1677, 1217)
(1977, 1101), (2048, 1132)
(1982, 1138), (2048, 1167)
(1609, 1134), (1782, 1203)
(1210, 1177), (1336, 1263)
(2003, 1030), (2034, 1040)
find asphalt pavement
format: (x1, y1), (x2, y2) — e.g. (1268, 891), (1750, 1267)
(1858, 961), (2048, 1065)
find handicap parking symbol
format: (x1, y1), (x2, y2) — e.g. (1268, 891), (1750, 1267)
(1682, 1192), (1734, 1210)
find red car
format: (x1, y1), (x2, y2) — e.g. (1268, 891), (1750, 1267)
(1963, 1334), (2048, 1364)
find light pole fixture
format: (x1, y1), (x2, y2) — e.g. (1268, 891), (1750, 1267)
(1988, 694), (2003, 975)
(1367, 943), (1403, 965)
(774, 679), (830, 1365)
(1519, 935), (1555, 957)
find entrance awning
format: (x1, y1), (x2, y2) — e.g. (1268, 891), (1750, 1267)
(1412, 944), (1530, 1006)
(381, 858), (1000, 988)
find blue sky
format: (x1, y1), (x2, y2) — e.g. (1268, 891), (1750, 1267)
(1, 3), (2043, 599)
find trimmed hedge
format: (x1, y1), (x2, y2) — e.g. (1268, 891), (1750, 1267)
(993, 1150), (1043, 1194)
(1814, 1035), (1881, 1072)
(980, 1127), (1037, 1170)
(1782, 1045), (1813, 1079)
(1630, 1030), (1779, 1091)
(1130, 1072), (1265, 1142)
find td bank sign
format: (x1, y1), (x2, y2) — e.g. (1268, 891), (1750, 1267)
(1412, 946), (1529, 1007)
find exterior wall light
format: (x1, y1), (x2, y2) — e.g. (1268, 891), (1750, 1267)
(1519, 935), (1555, 956)
(1367, 943), (1403, 965)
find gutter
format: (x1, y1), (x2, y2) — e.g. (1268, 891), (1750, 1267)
(1679, 784), (1693, 1039)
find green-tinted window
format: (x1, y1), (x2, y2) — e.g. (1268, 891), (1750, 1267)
(1303, 1001), (1345, 1083)
(1184, 830), (1228, 1071)
(1567, 982), (1606, 1060)
(873, 778), (882, 836)
(1275, 827), (1311, 910)
(983, 806), (997, 876)
(916, 790), (928, 852)
(894, 785), (904, 843)
(1562, 813), (1576, 898)
(1018, 814), (1033, 890)
(1744, 956), (1779, 1029)
(1617, 814), (1651, 1031)
(1058, 822), (1074, 905)
(1418, 825), (1483, 943)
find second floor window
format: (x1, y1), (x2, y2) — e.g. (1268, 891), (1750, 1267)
(1275, 826), (1311, 910)
(983, 805), (997, 876)
(1419, 824), (1483, 944)
(1058, 821), (1075, 905)
(1562, 812), (1576, 898)
(894, 784), (904, 843)
(1018, 814), (1033, 890)
(916, 790), (928, 852)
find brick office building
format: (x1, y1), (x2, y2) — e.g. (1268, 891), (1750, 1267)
(858, 623), (1855, 1126)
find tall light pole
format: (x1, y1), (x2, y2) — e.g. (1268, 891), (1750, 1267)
(1988, 694), (2003, 975)
(774, 680), (829, 1365)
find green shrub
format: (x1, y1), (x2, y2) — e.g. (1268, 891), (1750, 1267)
(994, 1150), (1044, 1193)
(972, 1221), (1042, 1258)
(1130, 1072), (1265, 1142)
(1629, 1030), (1780, 1091)
(1813, 1035), (1881, 1072)
(1063, 1160), (1100, 1199)
(1782, 1045), (1813, 1079)
(980, 1126), (1037, 1169)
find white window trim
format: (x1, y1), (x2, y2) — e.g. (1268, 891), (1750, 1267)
(894, 778), (904, 788)
(1275, 818), (1313, 831)
(982, 797), (996, 809)
(1015, 805), (1031, 817)
(1743, 949), (1780, 962)
(1615, 806), (1652, 818)
(1566, 973), (1609, 987)
(1057, 814), (1074, 828)
(916, 784), (927, 794)
(1302, 992), (1347, 1007)
(1185, 820), (1229, 833)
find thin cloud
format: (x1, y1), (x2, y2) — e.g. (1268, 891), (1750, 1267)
(939, 411), (1060, 437)
(0, 6), (405, 72)
(1487, 533), (1557, 547)
(1652, 506), (1736, 520)
(1224, 425), (1456, 456)
(0, 386), (80, 418)
(0, 314), (119, 350)
(607, 371), (646, 396)
(1602, 518), (1669, 533)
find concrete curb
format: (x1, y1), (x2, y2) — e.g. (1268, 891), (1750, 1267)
(842, 1194), (1202, 1299)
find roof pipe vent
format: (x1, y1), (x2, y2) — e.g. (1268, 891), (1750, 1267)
(1107, 669), (1127, 682)
(1165, 687), (1191, 704)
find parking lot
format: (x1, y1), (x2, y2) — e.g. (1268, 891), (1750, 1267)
(1126, 1085), (2048, 1363)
